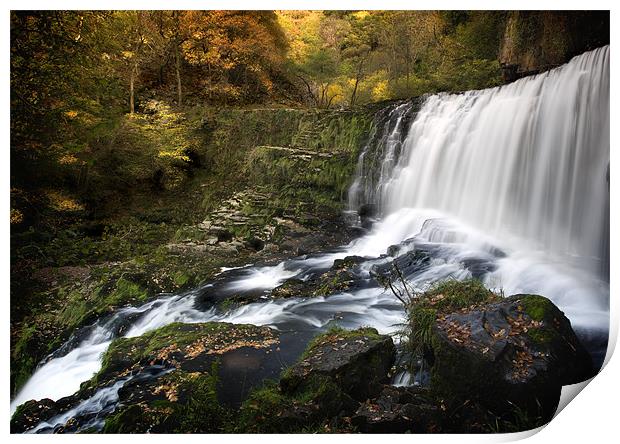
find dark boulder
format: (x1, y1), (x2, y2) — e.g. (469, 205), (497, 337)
(12, 322), (284, 434)
(244, 236), (265, 251)
(332, 255), (366, 270)
(11, 399), (59, 434)
(371, 248), (432, 279)
(430, 294), (593, 420)
(280, 327), (395, 402)
(352, 385), (440, 433)
(270, 266), (358, 300)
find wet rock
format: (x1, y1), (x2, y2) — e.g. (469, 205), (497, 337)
(280, 327), (395, 402)
(270, 278), (307, 299)
(430, 294), (593, 420)
(97, 322), (279, 384)
(245, 236), (265, 251)
(11, 399), (58, 433)
(352, 385), (440, 433)
(332, 255), (366, 270)
(358, 204), (377, 218)
(371, 248), (431, 278)
(13, 322), (284, 434)
(270, 266), (357, 300)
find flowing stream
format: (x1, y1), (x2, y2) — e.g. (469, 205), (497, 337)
(11, 46), (610, 431)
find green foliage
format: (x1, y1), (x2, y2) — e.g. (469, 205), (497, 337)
(11, 325), (37, 395)
(520, 294), (552, 322)
(390, 277), (500, 357)
(300, 326), (381, 361)
(177, 362), (233, 433)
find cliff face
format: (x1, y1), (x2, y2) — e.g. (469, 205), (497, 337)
(499, 11), (609, 81)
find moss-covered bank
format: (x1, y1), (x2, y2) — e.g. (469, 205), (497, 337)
(10, 102), (376, 397)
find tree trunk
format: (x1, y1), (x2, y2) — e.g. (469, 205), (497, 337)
(350, 77), (360, 107)
(175, 44), (182, 106)
(350, 56), (366, 107)
(129, 65), (136, 114)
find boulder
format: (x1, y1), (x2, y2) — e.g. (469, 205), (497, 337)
(332, 255), (366, 270)
(352, 385), (440, 433)
(12, 322), (283, 433)
(430, 294), (593, 420)
(270, 266), (357, 300)
(280, 327), (395, 402)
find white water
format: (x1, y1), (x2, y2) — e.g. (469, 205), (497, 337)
(11, 47), (610, 429)
(360, 46), (610, 278)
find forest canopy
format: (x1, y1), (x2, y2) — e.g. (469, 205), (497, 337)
(10, 10), (609, 228)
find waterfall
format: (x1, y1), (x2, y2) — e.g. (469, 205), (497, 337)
(12, 47), (610, 427)
(350, 46), (610, 280)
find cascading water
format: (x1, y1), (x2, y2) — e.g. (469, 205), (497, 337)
(11, 46), (610, 431)
(357, 46), (610, 279)
(349, 45), (610, 334)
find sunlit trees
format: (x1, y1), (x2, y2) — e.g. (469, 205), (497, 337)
(276, 10), (504, 108)
(180, 11), (288, 103)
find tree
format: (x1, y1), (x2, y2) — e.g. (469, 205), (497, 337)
(110, 11), (163, 113)
(180, 11), (288, 103)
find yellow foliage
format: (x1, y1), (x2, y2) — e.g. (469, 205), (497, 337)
(326, 83), (344, 104)
(44, 190), (84, 212)
(10, 208), (24, 225)
(58, 154), (80, 165)
(157, 149), (191, 162)
(64, 110), (78, 119)
(372, 79), (390, 101)
(352, 11), (370, 20)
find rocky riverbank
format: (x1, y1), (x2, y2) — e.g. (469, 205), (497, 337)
(10, 103), (375, 399)
(11, 278), (593, 434)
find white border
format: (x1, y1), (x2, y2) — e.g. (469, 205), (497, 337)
(2, 1), (617, 442)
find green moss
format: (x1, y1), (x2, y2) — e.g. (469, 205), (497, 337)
(102, 361), (234, 433)
(520, 294), (552, 322)
(526, 327), (556, 344)
(10, 325), (38, 395)
(299, 326), (381, 362)
(98, 323), (227, 378)
(103, 404), (150, 433)
(57, 277), (148, 332)
(423, 278), (499, 312)
(172, 271), (190, 287)
(176, 362), (233, 433)
(107, 278), (148, 305)
(237, 375), (352, 433)
(237, 380), (291, 433)
(400, 279), (499, 355)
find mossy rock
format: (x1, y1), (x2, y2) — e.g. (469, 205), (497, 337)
(280, 327), (395, 402)
(429, 294), (593, 424)
(96, 322), (279, 385)
(103, 369), (233, 433)
(270, 267), (357, 300)
(238, 326), (394, 433)
(13, 322), (282, 433)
